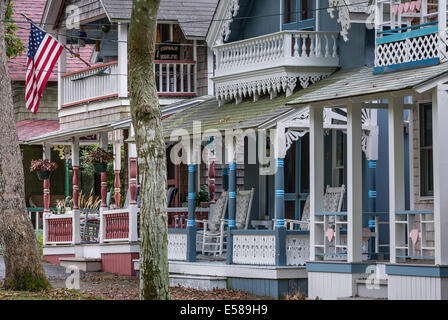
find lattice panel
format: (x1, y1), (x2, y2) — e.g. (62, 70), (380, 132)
(375, 33), (438, 67)
(168, 233), (188, 261)
(286, 235), (310, 266)
(232, 234), (276, 265)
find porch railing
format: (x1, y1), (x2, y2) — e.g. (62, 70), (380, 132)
(100, 207), (139, 243)
(167, 207), (209, 228)
(375, 23), (440, 73)
(28, 207), (57, 231)
(214, 30), (339, 78)
(61, 60), (197, 107)
(394, 210), (435, 261)
(43, 213), (77, 245)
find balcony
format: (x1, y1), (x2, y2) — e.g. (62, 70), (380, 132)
(374, 0), (447, 73)
(212, 31), (340, 103)
(61, 60), (197, 108)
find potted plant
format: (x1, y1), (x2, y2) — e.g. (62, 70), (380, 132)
(83, 147), (114, 173)
(196, 185), (211, 208)
(30, 159), (58, 181)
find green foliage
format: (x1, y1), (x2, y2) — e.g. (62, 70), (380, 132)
(5, 1), (25, 59)
(195, 185), (210, 207)
(80, 145), (125, 207)
(35, 230), (43, 260)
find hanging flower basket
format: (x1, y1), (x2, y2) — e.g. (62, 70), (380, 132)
(30, 159), (58, 181)
(36, 170), (52, 181)
(83, 147), (114, 173)
(93, 163), (108, 173)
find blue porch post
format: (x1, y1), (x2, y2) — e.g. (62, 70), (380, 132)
(275, 158), (287, 266)
(367, 160), (377, 259)
(222, 167), (229, 192)
(186, 164), (197, 262)
(226, 162), (237, 264)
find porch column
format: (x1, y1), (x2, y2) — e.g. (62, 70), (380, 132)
(129, 142), (138, 205)
(346, 102), (363, 263)
(275, 124), (287, 266)
(208, 160), (216, 204)
(57, 30), (66, 110)
(113, 131), (122, 208)
(432, 86), (448, 265)
(64, 146), (70, 205)
(42, 143), (51, 213)
(226, 136), (237, 264)
(310, 106), (325, 261)
(100, 132), (108, 209)
(388, 97), (405, 264)
(222, 167), (229, 191)
(186, 162), (197, 262)
(71, 137), (80, 210)
(118, 23), (128, 98)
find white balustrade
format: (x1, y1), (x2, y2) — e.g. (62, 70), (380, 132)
(214, 31), (339, 78)
(61, 60), (197, 107)
(232, 232), (276, 266)
(100, 207), (139, 243)
(168, 232), (188, 261)
(62, 62), (119, 106)
(286, 233), (310, 266)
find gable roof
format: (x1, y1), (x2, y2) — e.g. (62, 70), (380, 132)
(100, 0), (218, 39)
(8, 0), (94, 81)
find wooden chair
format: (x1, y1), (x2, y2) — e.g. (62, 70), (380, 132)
(200, 188), (255, 256)
(281, 185), (345, 231)
(80, 208), (100, 243)
(196, 192), (228, 256)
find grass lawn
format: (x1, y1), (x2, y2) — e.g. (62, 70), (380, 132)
(0, 288), (103, 300)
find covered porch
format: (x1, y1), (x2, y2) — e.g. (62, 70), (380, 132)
(288, 62), (448, 300)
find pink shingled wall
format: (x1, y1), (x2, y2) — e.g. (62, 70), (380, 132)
(44, 254), (75, 264)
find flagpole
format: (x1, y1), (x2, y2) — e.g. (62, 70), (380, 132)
(20, 13), (91, 68)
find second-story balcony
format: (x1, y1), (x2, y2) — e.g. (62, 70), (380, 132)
(61, 60), (197, 108)
(212, 30), (340, 104)
(374, 0), (447, 73)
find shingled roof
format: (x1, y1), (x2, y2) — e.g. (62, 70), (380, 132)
(100, 0), (219, 39)
(8, 0), (94, 81)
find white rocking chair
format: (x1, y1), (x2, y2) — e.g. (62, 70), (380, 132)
(200, 188), (255, 256)
(281, 185), (345, 230)
(196, 192), (228, 256)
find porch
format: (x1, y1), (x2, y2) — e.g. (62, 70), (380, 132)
(287, 62), (448, 299)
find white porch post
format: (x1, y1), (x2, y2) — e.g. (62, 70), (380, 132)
(388, 97), (405, 264)
(58, 30), (66, 110)
(432, 86), (448, 265)
(346, 102), (363, 263)
(310, 105), (324, 261)
(438, 0), (447, 62)
(118, 23), (128, 98)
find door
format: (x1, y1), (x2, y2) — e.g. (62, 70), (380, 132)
(284, 135), (310, 226)
(282, 0), (315, 31)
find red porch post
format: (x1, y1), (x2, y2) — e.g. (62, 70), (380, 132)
(72, 137), (80, 210)
(114, 170), (121, 207)
(130, 157), (137, 205)
(43, 143), (51, 213)
(101, 171), (108, 208)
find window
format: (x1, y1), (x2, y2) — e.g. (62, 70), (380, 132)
(300, 0), (313, 21)
(284, 0), (297, 24)
(283, 0), (315, 29)
(419, 103), (434, 197)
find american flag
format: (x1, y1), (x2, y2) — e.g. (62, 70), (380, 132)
(26, 23), (64, 114)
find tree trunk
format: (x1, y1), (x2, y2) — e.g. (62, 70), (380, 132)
(0, 0), (50, 291)
(129, 0), (170, 300)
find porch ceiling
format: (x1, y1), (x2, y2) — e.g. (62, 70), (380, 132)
(286, 62), (448, 107)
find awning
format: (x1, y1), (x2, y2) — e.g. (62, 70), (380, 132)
(286, 62), (448, 107)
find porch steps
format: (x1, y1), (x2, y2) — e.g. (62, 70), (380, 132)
(354, 279), (388, 299)
(133, 259), (227, 291)
(60, 257), (102, 272)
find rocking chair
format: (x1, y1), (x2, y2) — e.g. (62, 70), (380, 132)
(196, 192), (228, 256)
(200, 188), (255, 256)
